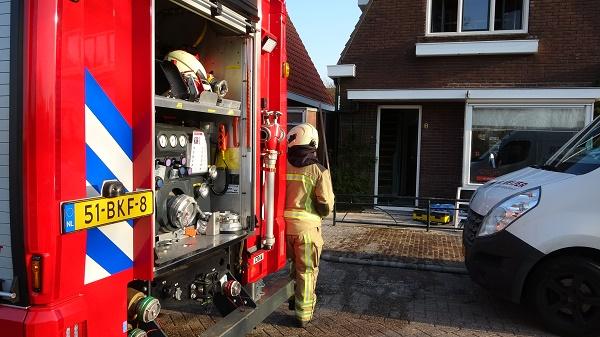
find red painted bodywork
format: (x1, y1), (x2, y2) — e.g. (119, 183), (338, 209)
(1, 0), (153, 336)
(244, 0), (288, 284)
(1, 0), (287, 336)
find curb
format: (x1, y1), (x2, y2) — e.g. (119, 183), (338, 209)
(321, 252), (469, 275)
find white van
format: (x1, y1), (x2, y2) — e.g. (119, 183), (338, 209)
(463, 117), (600, 337)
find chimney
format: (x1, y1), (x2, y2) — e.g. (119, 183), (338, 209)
(358, 0), (370, 11)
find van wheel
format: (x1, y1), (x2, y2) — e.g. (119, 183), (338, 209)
(529, 256), (600, 337)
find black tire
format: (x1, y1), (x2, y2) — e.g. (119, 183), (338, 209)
(528, 256), (600, 337)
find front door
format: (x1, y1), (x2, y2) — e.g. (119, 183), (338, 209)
(377, 108), (420, 201)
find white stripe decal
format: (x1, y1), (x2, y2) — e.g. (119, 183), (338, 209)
(86, 180), (99, 198)
(98, 222), (134, 260)
(84, 255), (111, 285)
(85, 106), (133, 190)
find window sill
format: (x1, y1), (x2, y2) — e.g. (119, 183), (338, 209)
(415, 39), (539, 57)
(425, 30), (528, 38)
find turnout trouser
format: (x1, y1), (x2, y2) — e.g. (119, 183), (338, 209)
(286, 226), (324, 322)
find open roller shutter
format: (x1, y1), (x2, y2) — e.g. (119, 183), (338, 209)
(0, 0), (12, 297)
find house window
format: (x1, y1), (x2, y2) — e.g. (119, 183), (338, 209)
(429, 0), (528, 34)
(287, 108), (306, 130)
(431, 0), (458, 33)
(494, 0), (523, 30)
(464, 105), (590, 186)
(462, 0), (490, 31)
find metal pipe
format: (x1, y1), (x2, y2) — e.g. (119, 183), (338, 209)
(260, 110), (285, 250)
(332, 219), (462, 232)
(263, 152), (276, 249)
(0, 291), (16, 300)
(332, 201), (337, 226)
(427, 199), (431, 232)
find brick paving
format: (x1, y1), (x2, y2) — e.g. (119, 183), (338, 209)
(321, 220), (464, 268)
(156, 219), (554, 337)
(158, 260), (554, 337)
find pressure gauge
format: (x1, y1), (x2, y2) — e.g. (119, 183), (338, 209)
(179, 135), (188, 148)
(158, 135), (168, 148)
(169, 135), (177, 148)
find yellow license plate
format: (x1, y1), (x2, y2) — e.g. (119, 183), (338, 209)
(62, 191), (154, 233)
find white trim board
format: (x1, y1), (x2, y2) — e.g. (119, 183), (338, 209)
(288, 92), (335, 112)
(416, 40), (539, 57)
(350, 89), (467, 101)
(327, 64), (356, 78)
(347, 88), (600, 102)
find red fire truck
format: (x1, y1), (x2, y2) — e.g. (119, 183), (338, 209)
(0, 0), (292, 336)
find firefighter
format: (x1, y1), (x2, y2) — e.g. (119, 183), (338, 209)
(284, 123), (334, 327)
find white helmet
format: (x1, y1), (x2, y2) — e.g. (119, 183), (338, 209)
(165, 50), (212, 92)
(287, 123), (319, 149)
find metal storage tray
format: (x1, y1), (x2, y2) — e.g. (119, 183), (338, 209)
(155, 94), (241, 117)
(154, 232), (247, 274)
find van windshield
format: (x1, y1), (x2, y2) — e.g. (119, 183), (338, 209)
(544, 118), (600, 175)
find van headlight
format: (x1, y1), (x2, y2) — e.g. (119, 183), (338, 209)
(478, 188), (540, 237)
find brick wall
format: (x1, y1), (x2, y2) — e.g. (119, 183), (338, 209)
(338, 0), (600, 90)
(418, 103), (464, 198)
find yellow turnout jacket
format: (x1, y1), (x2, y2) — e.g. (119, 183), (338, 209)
(284, 162), (335, 235)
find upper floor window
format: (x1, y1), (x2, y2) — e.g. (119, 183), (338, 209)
(428, 0), (528, 35)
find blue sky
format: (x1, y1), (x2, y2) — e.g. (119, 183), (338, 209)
(286, 0), (361, 84)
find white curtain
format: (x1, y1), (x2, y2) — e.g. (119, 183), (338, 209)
(472, 106), (586, 131)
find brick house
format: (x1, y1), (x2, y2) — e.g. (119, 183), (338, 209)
(328, 0), (600, 201)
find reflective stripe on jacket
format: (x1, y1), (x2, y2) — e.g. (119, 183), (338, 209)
(284, 162), (335, 235)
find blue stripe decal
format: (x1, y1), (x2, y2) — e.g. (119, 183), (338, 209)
(84, 68), (134, 282)
(86, 145), (134, 228)
(85, 69), (133, 160)
(85, 145), (118, 194)
(86, 228), (133, 274)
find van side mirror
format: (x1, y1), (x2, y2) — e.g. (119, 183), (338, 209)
(489, 153), (497, 169)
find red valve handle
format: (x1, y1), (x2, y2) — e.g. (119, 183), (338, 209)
(218, 123), (228, 153)
(232, 117), (240, 147)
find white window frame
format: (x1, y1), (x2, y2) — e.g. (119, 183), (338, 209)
(426, 0), (530, 36)
(461, 102), (594, 189)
